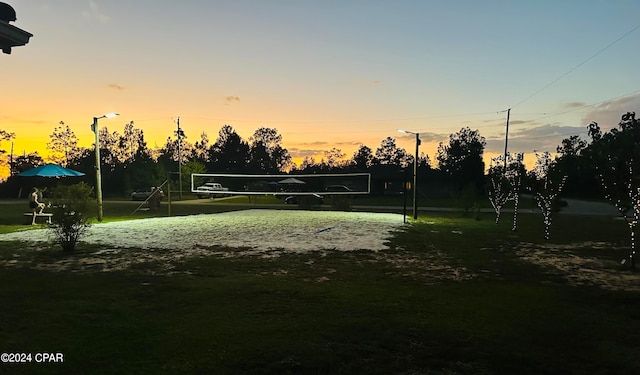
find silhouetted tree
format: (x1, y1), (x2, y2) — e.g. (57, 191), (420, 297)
(557, 135), (587, 157)
(0, 129), (13, 146)
(10, 152), (45, 173)
(417, 152), (431, 169)
(323, 148), (346, 170)
(587, 112), (640, 268)
(192, 131), (210, 163)
(249, 127), (291, 173)
(291, 156), (326, 173)
(554, 134), (596, 198)
(47, 121), (82, 167)
(115, 122), (155, 190)
(0, 129), (15, 175)
(247, 141), (271, 173)
(436, 127), (486, 194)
(98, 127), (120, 171)
(374, 137), (411, 166)
(209, 125), (249, 172)
(116, 121), (149, 163)
(159, 128), (194, 167)
(350, 144), (374, 170)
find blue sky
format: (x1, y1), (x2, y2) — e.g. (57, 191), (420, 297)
(2, 0), (640, 170)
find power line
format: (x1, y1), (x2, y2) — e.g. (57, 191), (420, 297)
(180, 111), (500, 125)
(509, 129), (589, 141)
(513, 89), (640, 125)
(511, 22), (640, 109)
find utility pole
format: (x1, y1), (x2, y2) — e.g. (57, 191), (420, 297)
(413, 132), (420, 220)
(503, 108), (511, 173)
(9, 141), (13, 176)
(60, 120), (68, 167)
(398, 129), (420, 220)
(176, 116), (183, 199)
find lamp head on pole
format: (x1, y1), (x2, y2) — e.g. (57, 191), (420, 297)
(96, 112), (119, 120)
(92, 113), (119, 132)
(397, 129), (414, 135)
(398, 129), (420, 143)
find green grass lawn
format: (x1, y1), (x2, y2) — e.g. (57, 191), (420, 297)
(0, 201), (638, 374)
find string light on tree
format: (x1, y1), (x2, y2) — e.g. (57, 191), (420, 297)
(534, 176), (567, 240)
(597, 158), (639, 268)
(487, 152), (524, 230)
(530, 151), (567, 240)
(488, 156), (511, 225)
(507, 153), (524, 231)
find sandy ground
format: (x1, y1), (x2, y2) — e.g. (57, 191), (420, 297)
(515, 242), (640, 292)
(0, 210), (406, 274)
(0, 209), (405, 253)
(1, 209), (638, 291)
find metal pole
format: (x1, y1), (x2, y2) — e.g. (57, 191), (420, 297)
(9, 141), (13, 176)
(503, 108), (511, 173)
(177, 117), (182, 199)
(93, 117), (103, 221)
(403, 169), (407, 223)
(167, 177), (172, 217)
(413, 133), (419, 220)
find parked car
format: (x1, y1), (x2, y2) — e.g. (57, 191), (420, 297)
(131, 187), (164, 201)
(195, 182), (229, 198)
(284, 194), (324, 205)
(324, 185), (353, 193)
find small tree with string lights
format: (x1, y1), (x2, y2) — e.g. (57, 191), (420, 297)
(487, 160), (510, 225)
(588, 112), (640, 268)
(487, 152), (524, 229)
(529, 151), (567, 240)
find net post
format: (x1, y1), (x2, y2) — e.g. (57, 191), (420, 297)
(167, 177), (172, 217)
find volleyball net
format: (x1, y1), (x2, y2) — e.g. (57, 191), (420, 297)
(190, 172), (371, 197)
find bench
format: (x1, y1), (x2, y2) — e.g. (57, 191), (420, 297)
(24, 212), (53, 224)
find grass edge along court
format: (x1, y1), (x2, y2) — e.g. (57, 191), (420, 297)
(0, 203), (639, 374)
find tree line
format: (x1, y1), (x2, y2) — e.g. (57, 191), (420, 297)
(0, 112), (638, 204)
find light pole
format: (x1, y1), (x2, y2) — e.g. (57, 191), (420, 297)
(176, 116), (183, 199)
(398, 129), (421, 220)
(91, 112), (119, 221)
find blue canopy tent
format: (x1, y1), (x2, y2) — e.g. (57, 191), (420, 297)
(17, 164), (86, 200)
(18, 164), (85, 177)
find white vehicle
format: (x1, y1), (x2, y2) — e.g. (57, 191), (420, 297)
(195, 182), (229, 198)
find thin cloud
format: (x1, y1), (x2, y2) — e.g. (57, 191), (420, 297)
(4, 118), (50, 126)
(485, 124), (588, 154)
(288, 148), (326, 159)
(509, 120), (532, 126)
(295, 141), (361, 147)
(582, 93), (640, 131)
(398, 131), (447, 143)
(512, 124), (586, 139)
(108, 83), (125, 91)
(565, 101), (587, 108)
(225, 96), (240, 102)
(288, 142), (363, 160)
(296, 141), (329, 147)
(83, 0), (110, 23)
(354, 78), (383, 88)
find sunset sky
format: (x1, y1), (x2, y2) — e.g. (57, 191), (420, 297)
(2, 0), (640, 177)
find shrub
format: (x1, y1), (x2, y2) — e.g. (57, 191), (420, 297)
(329, 195), (352, 211)
(457, 183), (480, 218)
(48, 182), (95, 252)
(297, 195), (323, 210)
